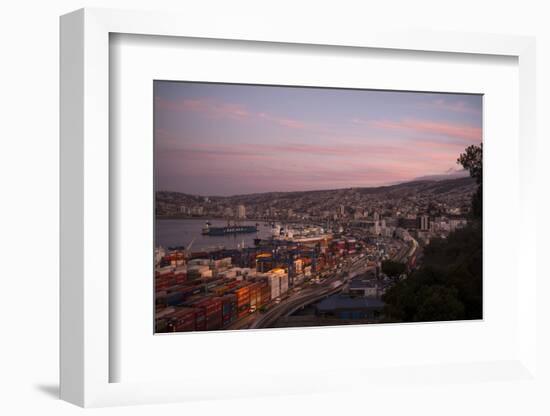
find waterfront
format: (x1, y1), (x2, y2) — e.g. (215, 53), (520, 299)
(156, 218), (273, 252)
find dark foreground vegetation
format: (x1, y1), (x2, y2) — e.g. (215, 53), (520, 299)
(382, 144), (483, 322)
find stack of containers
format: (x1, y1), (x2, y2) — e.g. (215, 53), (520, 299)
(235, 283), (251, 319)
(168, 251), (185, 266)
(248, 282), (261, 311)
(191, 298), (222, 331)
(204, 278), (225, 292)
(212, 257), (232, 269)
(162, 284), (202, 307)
(205, 298), (222, 331)
(218, 268), (238, 279)
(221, 294), (237, 327)
(258, 279), (271, 307)
(267, 274), (280, 300)
(173, 271), (187, 284)
(155, 271), (176, 292)
(167, 307), (196, 332)
(194, 306), (206, 331)
(164, 290), (186, 307)
(210, 279), (241, 297)
(280, 273), (289, 295)
(210, 284), (228, 297)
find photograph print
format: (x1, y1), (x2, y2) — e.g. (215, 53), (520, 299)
(154, 81), (483, 333)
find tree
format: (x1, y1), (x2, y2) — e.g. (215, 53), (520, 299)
(457, 143), (482, 185)
(382, 145), (483, 322)
(457, 143), (482, 219)
(414, 285), (465, 322)
(381, 260), (406, 278)
(382, 224), (482, 322)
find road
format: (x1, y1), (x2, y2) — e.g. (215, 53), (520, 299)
(391, 237), (419, 264)
(249, 255), (371, 329)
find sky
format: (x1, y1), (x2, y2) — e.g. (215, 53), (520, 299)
(154, 81), (482, 196)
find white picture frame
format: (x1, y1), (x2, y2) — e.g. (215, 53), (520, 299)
(60, 8), (538, 408)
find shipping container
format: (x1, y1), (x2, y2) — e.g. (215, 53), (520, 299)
(187, 297), (223, 331)
(194, 308), (206, 331)
(174, 272), (187, 284)
(260, 286), (271, 306)
(235, 284), (251, 306)
(166, 307), (196, 332)
(155, 306), (176, 319)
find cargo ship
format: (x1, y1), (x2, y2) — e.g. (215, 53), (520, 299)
(202, 221), (258, 236)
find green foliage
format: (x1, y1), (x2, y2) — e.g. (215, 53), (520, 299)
(457, 143), (482, 219)
(383, 144), (483, 322)
(471, 184), (482, 219)
(382, 222), (482, 322)
(381, 260), (407, 278)
(457, 143), (482, 185)
(414, 285), (465, 322)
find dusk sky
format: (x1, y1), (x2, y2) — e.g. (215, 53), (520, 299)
(154, 81), (482, 196)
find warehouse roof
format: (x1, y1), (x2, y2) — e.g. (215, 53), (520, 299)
(316, 295), (385, 312)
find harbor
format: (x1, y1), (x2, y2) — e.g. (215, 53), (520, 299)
(156, 218), (273, 252)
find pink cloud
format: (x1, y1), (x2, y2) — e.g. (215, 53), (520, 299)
(155, 97), (250, 120)
(156, 130), (467, 170)
(369, 118), (482, 141)
(155, 96), (309, 130)
(159, 139), (457, 186)
(258, 112), (308, 129)
(426, 98), (480, 114)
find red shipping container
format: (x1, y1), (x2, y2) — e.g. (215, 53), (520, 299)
(167, 307), (196, 332)
(194, 308), (206, 331)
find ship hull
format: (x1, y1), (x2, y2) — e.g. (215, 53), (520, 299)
(203, 225), (258, 236)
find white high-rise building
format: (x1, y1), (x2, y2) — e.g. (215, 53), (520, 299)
(420, 215), (430, 231)
(237, 204), (246, 219)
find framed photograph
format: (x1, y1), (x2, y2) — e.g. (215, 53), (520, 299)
(60, 8), (538, 408)
(153, 81), (483, 334)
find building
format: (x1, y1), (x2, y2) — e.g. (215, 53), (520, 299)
(398, 217), (418, 230)
(348, 278), (380, 298)
(449, 218), (467, 232)
(224, 207), (234, 217)
(316, 294), (384, 320)
(237, 204), (246, 219)
(263, 268), (288, 299)
(419, 215), (430, 231)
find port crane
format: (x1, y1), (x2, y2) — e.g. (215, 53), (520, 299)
(184, 237), (196, 258)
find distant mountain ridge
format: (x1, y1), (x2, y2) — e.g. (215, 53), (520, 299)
(157, 176), (476, 203)
(412, 169), (469, 182)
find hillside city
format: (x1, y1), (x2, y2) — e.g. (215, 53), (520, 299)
(155, 176), (477, 333)
(157, 176), (475, 227)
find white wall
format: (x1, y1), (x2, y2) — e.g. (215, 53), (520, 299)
(1, 0), (549, 415)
